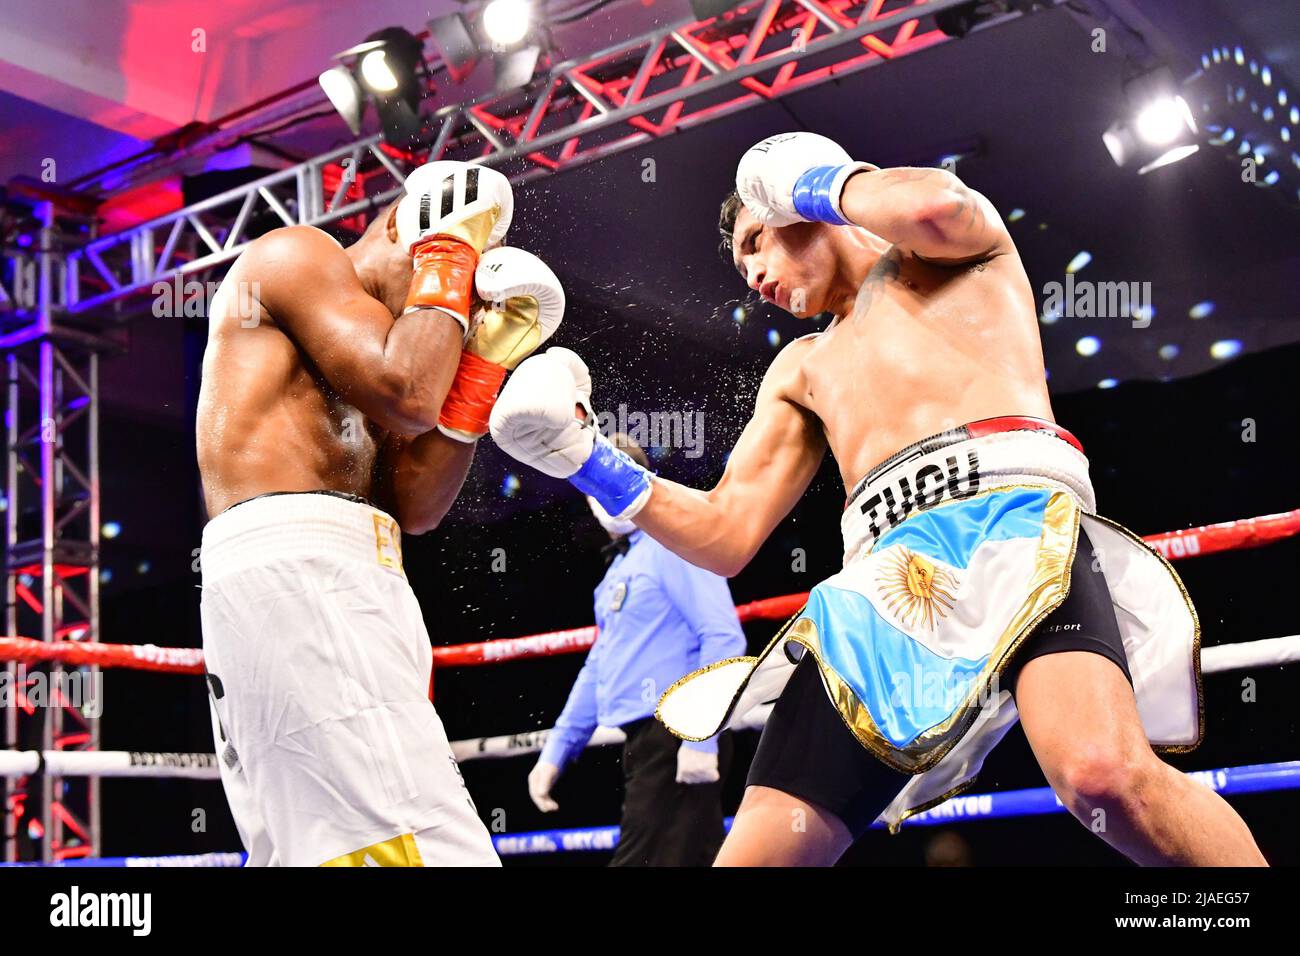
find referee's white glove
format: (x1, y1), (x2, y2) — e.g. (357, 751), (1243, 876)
(676, 744), (720, 785)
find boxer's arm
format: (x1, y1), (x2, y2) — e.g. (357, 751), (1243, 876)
(374, 430), (476, 534)
(633, 342), (826, 577)
(256, 226), (462, 435)
(838, 167), (1010, 263)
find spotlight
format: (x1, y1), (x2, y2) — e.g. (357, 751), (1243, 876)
(328, 27), (430, 146)
(494, 44), (542, 91)
(482, 0), (532, 49)
(1135, 97), (1194, 145)
(351, 28), (425, 100)
(429, 12), (481, 83)
(318, 66), (364, 135)
(1103, 67), (1199, 174)
(360, 48), (401, 92)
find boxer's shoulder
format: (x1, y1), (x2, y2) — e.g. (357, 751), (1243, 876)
(761, 332), (820, 402)
(244, 225), (345, 266)
(235, 226), (358, 317)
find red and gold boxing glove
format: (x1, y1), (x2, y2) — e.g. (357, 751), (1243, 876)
(437, 247), (566, 443)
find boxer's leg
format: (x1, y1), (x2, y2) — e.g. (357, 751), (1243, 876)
(715, 786), (853, 866)
(1016, 651), (1266, 865)
(718, 656), (905, 866)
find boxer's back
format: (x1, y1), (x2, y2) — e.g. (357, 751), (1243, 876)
(196, 232), (380, 517)
(791, 247), (1053, 490)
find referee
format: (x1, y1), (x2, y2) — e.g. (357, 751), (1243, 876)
(528, 434), (746, 866)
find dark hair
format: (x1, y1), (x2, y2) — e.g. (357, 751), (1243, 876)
(717, 190), (743, 265)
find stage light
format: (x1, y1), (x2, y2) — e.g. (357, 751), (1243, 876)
(1159, 344), (1180, 360)
(329, 27), (429, 146)
(429, 12), (481, 83)
(1065, 250), (1092, 273)
(767, 329), (781, 348)
(102, 520), (121, 539)
(318, 66), (364, 135)
(1076, 336), (1101, 357)
(1098, 378), (1118, 389)
(1210, 339), (1242, 360)
(1103, 68), (1198, 174)
(360, 49), (400, 92)
(1006, 207), (1025, 222)
(482, 0), (531, 48)
(1135, 96), (1193, 145)
(494, 44), (542, 91)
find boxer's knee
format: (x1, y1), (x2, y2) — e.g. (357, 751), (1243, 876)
(1054, 743), (1161, 823)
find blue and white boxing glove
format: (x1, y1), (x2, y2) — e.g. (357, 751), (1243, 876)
(736, 131), (871, 228)
(488, 348), (652, 522)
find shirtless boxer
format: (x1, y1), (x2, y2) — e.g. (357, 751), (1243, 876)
(488, 132), (1265, 866)
(196, 160), (564, 866)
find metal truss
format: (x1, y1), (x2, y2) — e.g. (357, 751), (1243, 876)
(3, 204), (102, 862)
(0, 0), (1057, 326)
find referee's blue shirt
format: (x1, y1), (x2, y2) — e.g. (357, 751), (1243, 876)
(539, 530), (747, 769)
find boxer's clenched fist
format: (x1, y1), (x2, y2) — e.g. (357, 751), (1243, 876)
(398, 161), (515, 331)
(489, 347), (596, 477)
(491, 348), (654, 520)
(436, 248), (566, 443)
(736, 131), (870, 228)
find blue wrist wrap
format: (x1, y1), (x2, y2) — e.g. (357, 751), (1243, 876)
(569, 436), (652, 518)
(792, 164), (853, 225)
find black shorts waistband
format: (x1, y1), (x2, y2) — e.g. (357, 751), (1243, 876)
(225, 489), (374, 513)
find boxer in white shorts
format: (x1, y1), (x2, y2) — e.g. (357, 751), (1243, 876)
(195, 160), (564, 865)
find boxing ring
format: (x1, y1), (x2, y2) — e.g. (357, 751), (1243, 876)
(1, 508), (1298, 865)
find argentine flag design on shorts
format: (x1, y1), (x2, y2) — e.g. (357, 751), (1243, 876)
(796, 487), (1066, 754)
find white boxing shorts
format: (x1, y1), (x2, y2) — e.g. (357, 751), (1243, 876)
(199, 491), (498, 867)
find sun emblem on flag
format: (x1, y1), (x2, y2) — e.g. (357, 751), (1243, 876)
(877, 547), (959, 631)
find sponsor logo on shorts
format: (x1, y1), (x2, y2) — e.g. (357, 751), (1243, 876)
(858, 451), (981, 540)
(372, 514), (404, 574)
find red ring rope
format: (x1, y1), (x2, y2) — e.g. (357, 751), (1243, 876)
(0, 509), (1295, 673)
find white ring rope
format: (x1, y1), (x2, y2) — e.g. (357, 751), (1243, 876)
(3, 634), (1296, 779)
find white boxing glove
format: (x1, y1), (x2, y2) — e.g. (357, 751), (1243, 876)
(735, 131), (870, 228)
(491, 347), (653, 519)
(396, 160), (514, 254)
(470, 245), (566, 354)
(488, 347), (596, 477)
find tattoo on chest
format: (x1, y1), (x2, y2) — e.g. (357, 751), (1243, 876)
(852, 247), (903, 320)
